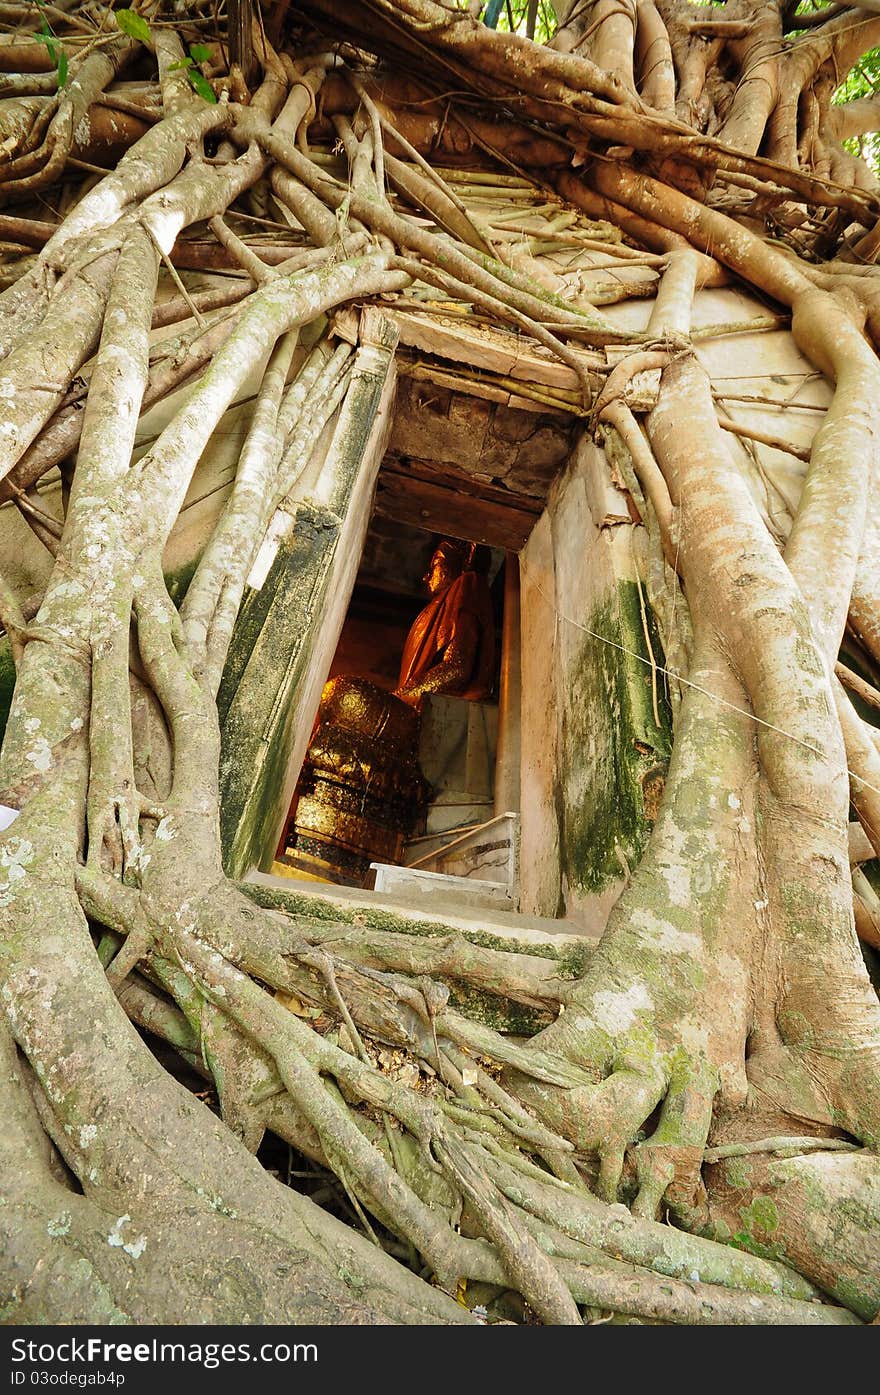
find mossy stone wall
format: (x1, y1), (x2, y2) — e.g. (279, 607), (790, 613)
(519, 435), (671, 933)
(218, 318), (399, 880)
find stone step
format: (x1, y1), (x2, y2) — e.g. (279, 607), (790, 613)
(245, 868), (604, 948)
(424, 794), (494, 836)
(406, 811), (518, 893)
(370, 861), (513, 911)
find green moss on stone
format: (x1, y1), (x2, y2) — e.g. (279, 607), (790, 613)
(561, 580), (672, 894)
(165, 559), (200, 608)
(446, 981), (549, 1035)
(830, 1274), (877, 1322)
(217, 328), (398, 881)
(0, 637), (16, 747)
(723, 1157), (752, 1190)
(218, 510), (338, 877)
(746, 1195), (780, 1233)
(238, 880), (594, 966)
(730, 1195), (786, 1264)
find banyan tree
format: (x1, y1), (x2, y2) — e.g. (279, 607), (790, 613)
(1, 0), (880, 1326)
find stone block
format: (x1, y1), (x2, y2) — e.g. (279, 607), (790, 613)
(370, 862), (513, 912)
(418, 694), (498, 798)
(218, 317), (398, 879)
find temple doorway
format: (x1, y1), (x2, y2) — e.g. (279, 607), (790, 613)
(270, 514), (522, 910)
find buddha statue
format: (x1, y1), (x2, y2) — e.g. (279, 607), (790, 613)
(394, 539), (495, 709)
(279, 538), (495, 886)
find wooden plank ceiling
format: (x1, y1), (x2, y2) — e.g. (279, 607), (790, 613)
(354, 164), (652, 550)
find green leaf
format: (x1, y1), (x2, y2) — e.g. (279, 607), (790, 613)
(188, 43), (212, 64)
(56, 49), (68, 88)
(168, 57), (193, 71)
(37, 15), (57, 60)
(115, 8), (152, 44)
(188, 70), (217, 104)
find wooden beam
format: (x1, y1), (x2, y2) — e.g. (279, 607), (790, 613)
(389, 308), (601, 393)
(266, 0), (292, 44)
(389, 452), (549, 510)
(228, 0), (257, 88)
(374, 465), (540, 551)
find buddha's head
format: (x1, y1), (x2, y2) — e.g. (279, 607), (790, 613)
(423, 539), (467, 595)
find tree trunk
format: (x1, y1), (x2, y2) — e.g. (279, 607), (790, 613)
(1, 0), (880, 1326)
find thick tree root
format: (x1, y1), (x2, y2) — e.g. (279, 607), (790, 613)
(3, 3), (880, 1325)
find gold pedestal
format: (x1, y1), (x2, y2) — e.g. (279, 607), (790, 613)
(280, 676), (430, 886)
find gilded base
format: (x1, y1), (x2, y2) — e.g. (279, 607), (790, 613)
(282, 676), (431, 886)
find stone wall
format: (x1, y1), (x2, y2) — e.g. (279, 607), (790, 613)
(520, 436), (673, 933)
(218, 311), (400, 879)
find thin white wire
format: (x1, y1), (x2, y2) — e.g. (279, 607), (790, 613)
(520, 559), (880, 801)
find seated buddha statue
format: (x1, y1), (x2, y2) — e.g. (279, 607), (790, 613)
(279, 538), (495, 886)
(394, 539), (495, 709)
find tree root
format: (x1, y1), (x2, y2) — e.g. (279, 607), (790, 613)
(4, 7), (880, 1326)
